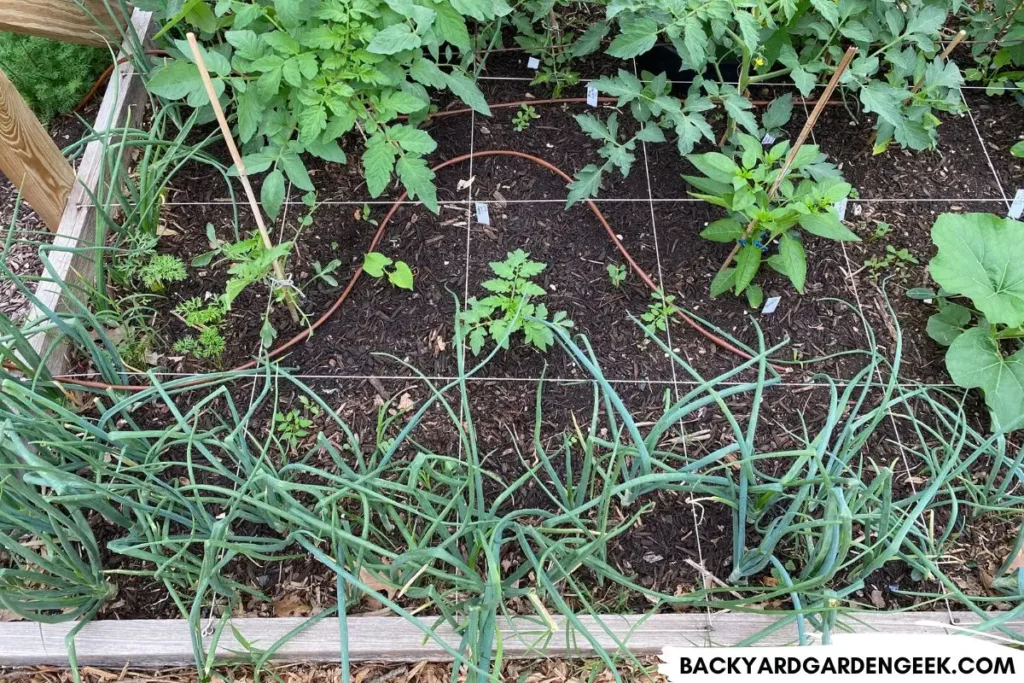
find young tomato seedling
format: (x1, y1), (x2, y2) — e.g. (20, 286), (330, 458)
(640, 289), (680, 333)
(274, 397), (321, 452)
(459, 249), (573, 355)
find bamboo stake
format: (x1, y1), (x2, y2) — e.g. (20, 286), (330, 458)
(715, 46), (858, 277)
(185, 32), (300, 323)
(908, 30), (966, 98)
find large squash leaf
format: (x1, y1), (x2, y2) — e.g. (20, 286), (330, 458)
(930, 213), (1024, 328)
(946, 327), (1024, 430)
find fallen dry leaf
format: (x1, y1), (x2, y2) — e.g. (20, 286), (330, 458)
(272, 592), (312, 617)
(359, 567), (398, 610)
(398, 392), (415, 412)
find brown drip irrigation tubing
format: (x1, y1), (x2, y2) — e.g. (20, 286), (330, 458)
(74, 50), (171, 113)
(21, 150), (779, 392)
(422, 96), (839, 121)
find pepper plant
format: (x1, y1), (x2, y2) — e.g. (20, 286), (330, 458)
(142, 0), (501, 219)
(917, 213), (1024, 431)
(687, 98), (858, 298)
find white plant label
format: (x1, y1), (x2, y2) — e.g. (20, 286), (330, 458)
(475, 202), (490, 225)
(1010, 189), (1024, 220)
(762, 296), (781, 315)
(835, 197), (849, 221)
(761, 133), (776, 146)
(587, 86), (599, 107)
(527, 57), (540, 69)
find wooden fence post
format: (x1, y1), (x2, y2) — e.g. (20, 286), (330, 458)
(0, 0), (129, 47)
(0, 68), (75, 232)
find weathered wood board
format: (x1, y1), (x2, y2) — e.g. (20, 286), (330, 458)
(0, 612), (1020, 668)
(25, 9), (153, 378)
(0, 0), (130, 47)
(0, 68), (75, 230)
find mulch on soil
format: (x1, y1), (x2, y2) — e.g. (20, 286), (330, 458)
(11, 77), (1024, 622)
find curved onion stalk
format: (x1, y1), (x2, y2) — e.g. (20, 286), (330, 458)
(1, 305), (1023, 682)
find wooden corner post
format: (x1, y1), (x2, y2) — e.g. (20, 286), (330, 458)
(0, 68), (75, 231)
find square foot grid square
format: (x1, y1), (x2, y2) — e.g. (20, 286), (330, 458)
(463, 200), (676, 382)
(650, 201), (873, 383)
(962, 91), (1023, 198)
(842, 201), (999, 386)
(271, 202), (470, 378)
(159, 201), (263, 365)
(812, 90), (1005, 201)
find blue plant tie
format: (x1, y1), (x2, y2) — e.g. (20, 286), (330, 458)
(738, 231), (770, 253)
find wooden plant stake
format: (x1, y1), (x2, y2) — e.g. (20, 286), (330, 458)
(908, 30), (966, 99)
(185, 33), (300, 324)
(716, 46), (858, 276)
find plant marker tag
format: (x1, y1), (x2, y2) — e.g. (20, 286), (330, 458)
(761, 133), (776, 146)
(475, 202), (490, 225)
(587, 86), (599, 107)
(762, 296), (781, 315)
(1010, 189), (1024, 220)
(835, 197), (848, 221)
(527, 57), (540, 70)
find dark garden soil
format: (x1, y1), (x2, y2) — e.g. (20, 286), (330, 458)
(840, 200), (1002, 387)
(963, 91), (1024, 195)
(811, 99), (1005, 200)
(43, 86), (1024, 621)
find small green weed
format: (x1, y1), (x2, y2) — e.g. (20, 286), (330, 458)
(512, 104), (540, 132)
(607, 263), (626, 288)
(363, 253), (413, 290)
(864, 245), (919, 277)
(311, 259), (343, 288)
(869, 221), (893, 241)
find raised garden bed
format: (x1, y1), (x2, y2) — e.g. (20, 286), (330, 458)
(1, 1), (1024, 676)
